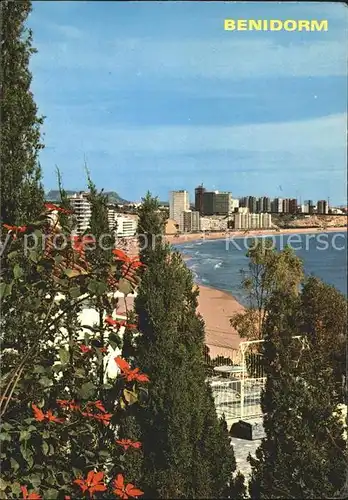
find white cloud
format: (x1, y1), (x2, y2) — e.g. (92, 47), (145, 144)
(32, 36), (347, 79)
(73, 113), (346, 155)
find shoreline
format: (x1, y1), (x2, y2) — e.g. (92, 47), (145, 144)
(197, 283), (244, 359)
(167, 226), (347, 246)
(186, 226), (347, 357)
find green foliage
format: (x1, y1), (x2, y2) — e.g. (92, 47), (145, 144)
(231, 240), (304, 340)
(130, 194), (245, 499)
(248, 289), (347, 499)
(0, 0), (45, 225)
(0, 183), (146, 498)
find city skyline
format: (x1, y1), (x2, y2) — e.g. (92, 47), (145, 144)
(29, 1), (347, 204)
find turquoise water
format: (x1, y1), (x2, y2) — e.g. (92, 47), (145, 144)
(175, 231), (347, 305)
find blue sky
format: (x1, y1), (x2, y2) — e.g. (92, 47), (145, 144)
(29, 1), (347, 204)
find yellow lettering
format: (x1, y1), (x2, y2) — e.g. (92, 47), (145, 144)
(311, 20), (328, 31)
(297, 20), (311, 31)
(270, 20), (283, 31)
(284, 20), (297, 31)
(249, 20), (262, 31)
(224, 19), (235, 31)
(237, 20), (248, 31)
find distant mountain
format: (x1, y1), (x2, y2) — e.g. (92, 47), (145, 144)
(45, 190), (129, 204)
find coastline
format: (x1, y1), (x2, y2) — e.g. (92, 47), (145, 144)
(184, 226), (347, 358)
(197, 284), (244, 359)
(167, 225), (347, 246)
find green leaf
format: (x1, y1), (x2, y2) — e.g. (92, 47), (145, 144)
(45, 489), (59, 499)
(42, 441), (49, 455)
(54, 254), (64, 264)
(19, 430), (30, 441)
(0, 432), (11, 442)
(58, 347), (69, 365)
(0, 282), (13, 299)
(78, 381), (96, 399)
(118, 278), (133, 296)
(0, 478), (7, 491)
(13, 264), (24, 279)
(88, 279), (108, 296)
(7, 250), (19, 260)
(39, 376), (53, 388)
(10, 483), (21, 496)
(99, 450), (110, 458)
(33, 364), (46, 374)
(74, 367), (85, 379)
(123, 389), (138, 405)
(30, 474), (41, 488)
(10, 458), (19, 472)
(29, 250), (40, 263)
(64, 268), (86, 278)
(49, 443), (55, 456)
(70, 286), (81, 298)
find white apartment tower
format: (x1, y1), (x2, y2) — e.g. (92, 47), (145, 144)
(169, 190), (189, 230)
(68, 192), (92, 234)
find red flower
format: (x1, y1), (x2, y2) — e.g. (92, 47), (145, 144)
(86, 400), (107, 413)
(105, 316), (137, 330)
(74, 471), (107, 498)
(80, 344), (93, 354)
(112, 250), (145, 273)
(20, 485), (41, 500)
(81, 410), (113, 426)
(116, 439), (142, 451)
(70, 235), (95, 255)
(57, 399), (80, 412)
(112, 249), (129, 262)
(99, 346), (108, 353)
(93, 412), (113, 425)
(113, 474), (143, 499)
(32, 404), (65, 424)
(3, 224), (27, 239)
(114, 356), (150, 383)
(44, 202), (73, 214)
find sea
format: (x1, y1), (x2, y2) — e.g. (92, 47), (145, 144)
(175, 231), (347, 306)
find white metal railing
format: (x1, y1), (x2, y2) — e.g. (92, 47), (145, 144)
(210, 376), (265, 421)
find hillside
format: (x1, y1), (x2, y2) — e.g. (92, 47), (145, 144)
(273, 214), (347, 229)
(46, 190), (129, 204)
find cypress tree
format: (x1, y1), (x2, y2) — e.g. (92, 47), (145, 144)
(130, 194), (244, 499)
(1, 0), (45, 225)
(300, 276), (347, 402)
(249, 285), (347, 498)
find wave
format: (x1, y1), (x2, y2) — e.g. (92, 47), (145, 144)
(214, 262), (223, 269)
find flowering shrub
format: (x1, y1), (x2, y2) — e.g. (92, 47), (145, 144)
(0, 202), (147, 499)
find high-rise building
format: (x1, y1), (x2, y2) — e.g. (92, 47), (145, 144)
(247, 196), (257, 214)
(115, 215), (137, 237)
(307, 200), (315, 214)
(181, 210), (200, 232)
(271, 197), (283, 213)
(68, 192), (92, 234)
(194, 184), (206, 214)
(289, 198), (298, 214)
(201, 190), (231, 216)
(231, 198), (239, 212)
(317, 200), (328, 214)
(261, 197), (271, 213)
(214, 191), (232, 215)
(169, 190), (189, 227)
(282, 198), (291, 213)
(234, 212), (272, 230)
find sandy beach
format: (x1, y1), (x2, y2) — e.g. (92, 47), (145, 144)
(178, 226), (347, 358)
(119, 226), (346, 359)
(197, 284), (244, 360)
(166, 225), (347, 246)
